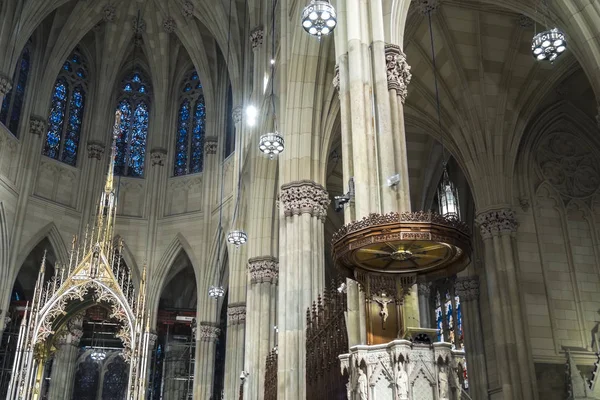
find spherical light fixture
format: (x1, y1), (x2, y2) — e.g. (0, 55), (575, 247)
(208, 285), (225, 299)
(227, 230), (248, 247)
(532, 28), (567, 62)
(301, 0), (337, 38)
(259, 132), (285, 159)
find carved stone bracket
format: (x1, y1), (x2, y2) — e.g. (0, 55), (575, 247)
(87, 141), (105, 160)
(454, 276), (479, 302)
(227, 303), (246, 325)
(475, 209), (517, 239)
(279, 180), (330, 221)
(204, 136), (218, 155)
(232, 106), (243, 124)
(29, 116), (46, 136)
(250, 26), (264, 50)
(163, 17), (177, 33)
(332, 64), (340, 94)
(102, 5), (116, 23)
(150, 148), (167, 166)
(0, 74), (12, 96)
(199, 322), (221, 343)
(247, 256), (279, 285)
(385, 44), (411, 103)
(131, 17), (146, 35)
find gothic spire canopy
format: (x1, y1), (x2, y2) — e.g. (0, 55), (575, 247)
(7, 111), (152, 400)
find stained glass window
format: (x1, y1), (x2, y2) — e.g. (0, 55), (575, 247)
(114, 72), (151, 177)
(42, 48), (88, 166)
(434, 290), (462, 347)
(72, 356), (100, 400)
(101, 356), (128, 400)
(1, 47), (31, 137)
(174, 70), (206, 176)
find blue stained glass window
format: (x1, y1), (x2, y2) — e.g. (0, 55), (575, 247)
(114, 72), (151, 177)
(42, 48), (88, 165)
(174, 70), (205, 176)
(174, 100), (190, 176)
(1, 48), (31, 137)
(44, 79), (69, 160)
(190, 99), (205, 173)
(61, 86), (85, 165)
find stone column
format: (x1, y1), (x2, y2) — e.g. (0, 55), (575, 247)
(195, 322), (221, 399)
(48, 315), (83, 400)
(417, 282), (433, 329)
(277, 180), (328, 400)
(244, 256), (278, 400)
(0, 74), (12, 109)
(454, 277), (488, 400)
(475, 209), (536, 400)
(223, 303), (246, 400)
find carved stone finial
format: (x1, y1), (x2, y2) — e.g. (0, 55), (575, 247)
(87, 141), (105, 160)
(454, 277), (479, 302)
(247, 256), (279, 284)
(182, 0), (194, 18)
(227, 303), (246, 325)
(332, 64), (340, 94)
(413, 0), (439, 15)
(163, 17), (177, 34)
(29, 116), (46, 136)
(250, 26), (264, 50)
(204, 136), (218, 155)
(232, 106), (243, 124)
(517, 15), (534, 28)
(279, 180), (330, 221)
(475, 209), (518, 239)
(385, 44), (412, 103)
(102, 5), (116, 23)
(0, 74), (12, 96)
(199, 322), (221, 343)
(150, 148), (167, 167)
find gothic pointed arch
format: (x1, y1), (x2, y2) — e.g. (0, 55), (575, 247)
(1, 44), (31, 136)
(112, 235), (140, 288)
(15, 222), (69, 277)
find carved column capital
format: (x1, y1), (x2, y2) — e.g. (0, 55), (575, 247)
(87, 141), (105, 160)
(29, 116), (46, 136)
(332, 64), (340, 94)
(102, 5), (116, 22)
(204, 136), (218, 155)
(417, 282), (432, 296)
(227, 303), (246, 326)
(247, 256), (279, 285)
(150, 148), (167, 166)
(148, 332), (158, 349)
(279, 180), (330, 221)
(475, 208), (518, 239)
(413, 0), (439, 15)
(385, 44), (411, 103)
(163, 17), (177, 33)
(454, 276), (480, 302)
(199, 322), (221, 343)
(0, 74), (12, 96)
(250, 26), (264, 50)
(232, 106), (243, 125)
(182, 0), (194, 18)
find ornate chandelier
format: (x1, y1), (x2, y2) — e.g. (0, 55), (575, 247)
(259, 132), (284, 159)
(208, 285), (225, 299)
(532, 28), (567, 62)
(227, 230), (248, 246)
(437, 167), (460, 220)
(301, 0), (337, 37)
(90, 349), (107, 361)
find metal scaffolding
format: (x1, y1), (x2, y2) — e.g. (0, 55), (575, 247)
(162, 335), (195, 400)
(0, 310), (21, 398)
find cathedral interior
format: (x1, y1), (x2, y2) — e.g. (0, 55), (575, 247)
(0, 0), (599, 399)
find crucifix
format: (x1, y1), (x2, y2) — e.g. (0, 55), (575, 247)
(373, 294), (395, 329)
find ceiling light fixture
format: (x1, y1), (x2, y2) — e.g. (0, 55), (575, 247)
(532, 28), (566, 62)
(227, 230), (248, 247)
(208, 285), (225, 299)
(301, 0), (337, 38)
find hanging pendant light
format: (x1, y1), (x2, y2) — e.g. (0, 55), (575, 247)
(227, 230), (248, 247)
(437, 166), (460, 220)
(90, 321), (107, 361)
(301, 0), (337, 37)
(532, 28), (566, 62)
(208, 285), (225, 299)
